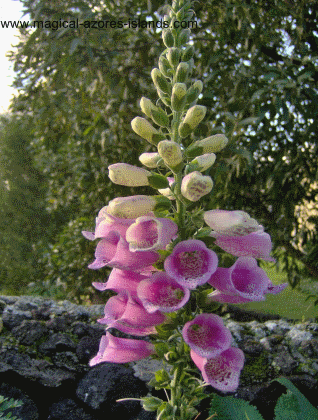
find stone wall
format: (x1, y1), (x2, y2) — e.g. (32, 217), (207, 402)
(0, 295), (317, 420)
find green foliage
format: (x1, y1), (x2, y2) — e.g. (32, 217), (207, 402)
(208, 378), (318, 420)
(0, 395), (23, 420)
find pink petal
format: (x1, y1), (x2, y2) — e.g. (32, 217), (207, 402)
(191, 347), (245, 392)
(137, 272), (190, 313)
(82, 231), (95, 240)
(89, 332), (155, 365)
(182, 314), (232, 358)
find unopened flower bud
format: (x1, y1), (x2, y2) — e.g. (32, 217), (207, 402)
(178, 105), (207, 138)
(140, 97), (169, 128)
(178, 28), (190, 46)
(158, 140), (183, 168)
(139, 152), (162, 168)
(187, 153), (216, 173)
(182, 45), (194, 62)
(167, 47), (181, 67)
(108, 195), (171, 219)
(158, 177), (175, 200)
(181, 171), (213, 202)
(131, 117), (165, 146)
(186, 134), (229, 158)
(151, 68), (171, 95)
(186, 80), (203, 104)
(162, 29), (174, 48)
(175, 62), (189, 83)
(159, 55), (173, 78)
(108, 163), (151, 187)
(171, 83), (187, 111)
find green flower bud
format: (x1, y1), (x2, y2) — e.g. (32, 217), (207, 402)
(162, 29), (174, 48)
(187, 153), (216, 172)
(151, 68), (171, 95)
(158, 140), (183, 168)
(131, 117), (165, 145)
(139, 152), (162, 168)
(182, 45), (194, 61)
(178, 105), (207, 138)
(171, 82), (187, 111)
(175, 62), (189, 83)
(140, 97), (170, 128)
(186, 134), (229, 157)
(178, 28), (190, 46)
(186, 80), (203, 104)
(159, 55), (173, 78)
(167, 47), (181, 67)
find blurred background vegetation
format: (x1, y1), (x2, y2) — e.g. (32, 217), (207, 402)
(0, 0), (317, 319)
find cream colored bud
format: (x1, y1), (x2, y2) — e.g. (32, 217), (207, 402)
(186, 134), (228, 157)
(158, 140), (183, 168)
(131, 117), (164, 145)
(107, 195), (170, 219)
(139, 152), (162, 168)
(178, 105), (207, 138)
(203, 210), (262, 236)
(181, 171), (213, 202)
(158, 177), (175, 200)
(189, 153), (216, 172)
(140, 97), (155, 119)
(108, 163), (151, 187)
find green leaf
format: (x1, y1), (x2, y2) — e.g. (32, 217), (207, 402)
(272, 378), (318, 420)
(209, 395), (264, 420)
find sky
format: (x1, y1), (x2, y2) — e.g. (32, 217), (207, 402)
(0, 0), (26, 114)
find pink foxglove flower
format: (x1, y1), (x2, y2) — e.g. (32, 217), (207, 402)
(207, 257), (287, 303)
(164, 239), (218, 289)
(125, 216), (178, 252)
(97, 293), (166, 336)
(82, 205), (137, 241)
(190, 347), (245, 392)
(89, 331), (155, 366)
(182, 314), (232, 358)
(92, 268), (150, 299)
(211, 230), (275, 262)
(137, 272), (190, 313)
(203, 210), (262, 236)
(87, 232), (159, 271)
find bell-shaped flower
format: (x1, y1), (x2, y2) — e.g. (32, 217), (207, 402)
(125, 216), (178, 252)
(181, 171), (213, 202)
(207, 257), (287, 303)
(92, 268), (150, 299)
(97, 293), (166, 336)
(190, 347), (245, 392)
(182, 314), (232, 358)
(164, 239), (218, 289)
(211, 229), (275, 262)
(89, 331), (155, 366)
(87, 232), (160, 271)
(82, 205), (137, 242)
(137, 272), (190, 313)
(107, 195), (171, 219)
(203, 210), (262, 236)
(158, 177), (175, 200)
(108, 163), (151, 187)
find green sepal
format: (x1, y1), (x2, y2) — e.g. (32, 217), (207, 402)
(178, 122), (192, 138)
(185, 144), (204, 158)
(159, 55), (173, 78)
(193, 227), (212, 238)
(141, 397), (164, 412)
(175, 62), (189, 83)
(178, 29), (190, 46)
(185, 81), (203, 105)
(157, 89), (172, 107)
(152, 132), (167, 145)
(153, 195), (172, 211)
(148, 173), (170, 189)
(152, 68), (172, 95)
(150, 108), (170, 127)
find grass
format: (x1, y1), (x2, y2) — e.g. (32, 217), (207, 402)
(236, 259), (318, 321)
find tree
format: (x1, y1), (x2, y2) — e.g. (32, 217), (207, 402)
(7, 0), (318, 303)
